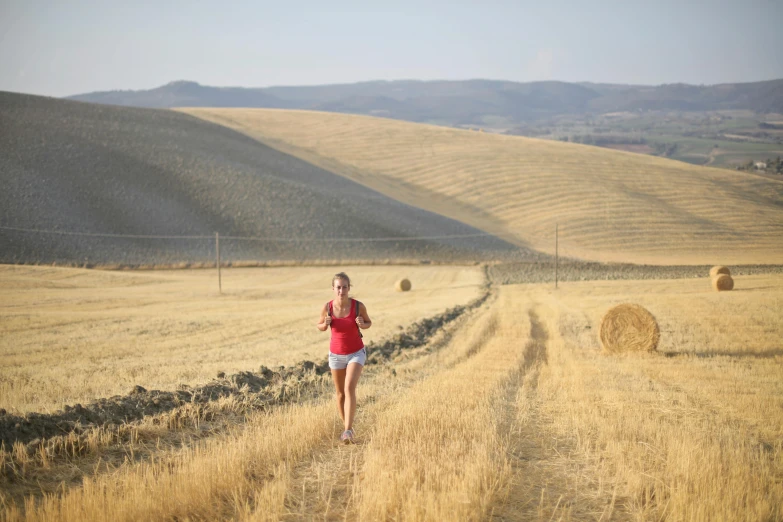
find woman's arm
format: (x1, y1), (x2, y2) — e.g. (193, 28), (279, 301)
(317, 303), (331, 332)
(356, 302), (372, 329)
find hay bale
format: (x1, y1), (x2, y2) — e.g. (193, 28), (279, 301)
(709, 265), (731, 277)
(599, 303), (660, 353)
(712, 274), (734, 292)
(395, 278), (412, 292)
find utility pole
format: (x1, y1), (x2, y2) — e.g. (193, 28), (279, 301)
(555, 224), (559, 289)
(215, 232), (222, 294)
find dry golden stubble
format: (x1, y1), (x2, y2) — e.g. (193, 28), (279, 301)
(709, 265), (731, 277)
(1, 264), (483, 414)
(599, 303), (661, 353)
(712, 274), (735, 291)
(181, 107), (783, 265)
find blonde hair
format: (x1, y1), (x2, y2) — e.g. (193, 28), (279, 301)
(332, 272), (351, 287)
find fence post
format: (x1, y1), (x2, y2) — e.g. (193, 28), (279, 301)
(555, 224), (558, 289)
(215, 232), (222, 294)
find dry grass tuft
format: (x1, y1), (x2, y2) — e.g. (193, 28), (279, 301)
(599, 303), (660, 353)
(710, 265), (731, 277)
(394, 278), (411, 292)
(712, 273), (735, 291)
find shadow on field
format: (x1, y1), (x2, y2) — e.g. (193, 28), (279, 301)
(494, 306), (631, 520)
(523, 309), (549, 372)
(662, 349), (783, 359)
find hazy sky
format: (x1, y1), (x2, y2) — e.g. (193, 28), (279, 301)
(1, 0), (782, 97)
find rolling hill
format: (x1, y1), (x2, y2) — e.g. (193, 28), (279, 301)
(0, 92), (521, 265)
(181, 108), (783, 265)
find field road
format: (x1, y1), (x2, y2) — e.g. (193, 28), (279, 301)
(254, 287), (637, 521)
(276, 288), (615, 521)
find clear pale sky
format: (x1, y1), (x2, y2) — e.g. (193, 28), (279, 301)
(1, 0), (782, 97)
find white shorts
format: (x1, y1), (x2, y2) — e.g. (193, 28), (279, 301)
(329, 347), (367, 370)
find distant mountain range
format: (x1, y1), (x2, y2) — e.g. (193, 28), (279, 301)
(67, 78), (783, 126)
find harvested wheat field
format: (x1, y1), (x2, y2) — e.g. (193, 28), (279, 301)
(182, 108), (783, 265)
(0, 264), (484, 414)
(1, 266), (781, 521)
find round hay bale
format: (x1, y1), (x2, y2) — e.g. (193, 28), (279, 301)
(712, 274), (734, 292)
(395, 278), (412, 292)
(709, 265), (731, 278)
(599, 303), (660, 354)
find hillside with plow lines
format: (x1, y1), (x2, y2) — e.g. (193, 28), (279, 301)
(183, 108), (783, 265)
(0, 92), (520, 266)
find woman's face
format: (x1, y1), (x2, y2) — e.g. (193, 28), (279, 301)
(333, 278), (350, 299)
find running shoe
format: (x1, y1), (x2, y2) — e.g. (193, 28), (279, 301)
(340, 429), (355, 444)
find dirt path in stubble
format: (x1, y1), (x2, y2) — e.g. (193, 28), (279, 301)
(490, 306), (630, 521)
(276, 289), (629, 521)
(277, 291), (501, 520)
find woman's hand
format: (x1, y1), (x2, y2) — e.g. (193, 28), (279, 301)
(317, 305), (332, 331)
(356, 302), (372, 330)
(356, 303), (372, 330)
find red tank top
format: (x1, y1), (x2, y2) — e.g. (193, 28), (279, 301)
(329, 299), (364, 355)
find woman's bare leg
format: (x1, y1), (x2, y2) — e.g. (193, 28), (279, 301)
(343, 363), (363, 431)
(331, 369), (346, 423)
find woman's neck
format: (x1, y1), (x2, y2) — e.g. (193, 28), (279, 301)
(334, 296), (350, 307)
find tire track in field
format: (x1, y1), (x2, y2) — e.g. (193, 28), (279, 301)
(491, 306), (550, 521)
(491, 305), (631, 521)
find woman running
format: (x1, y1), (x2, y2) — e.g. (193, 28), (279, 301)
(317, 272), (372, 444)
